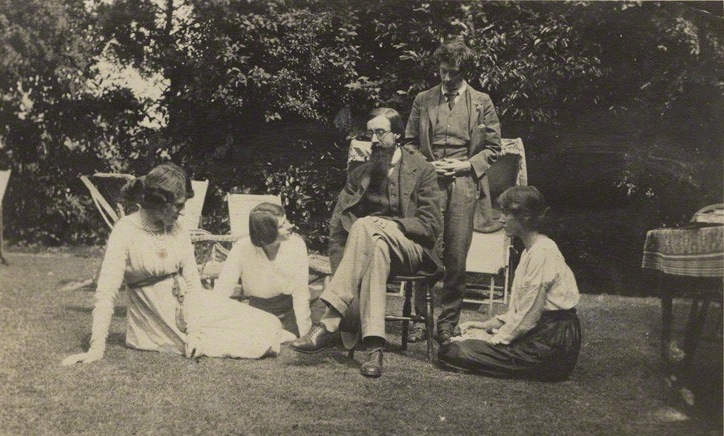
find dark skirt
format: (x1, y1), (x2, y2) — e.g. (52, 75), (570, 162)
(248, 294), (299, 337)
(438, 308), (581, 381)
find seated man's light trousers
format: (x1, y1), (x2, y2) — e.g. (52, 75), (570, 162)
(321, 216), (424, 340)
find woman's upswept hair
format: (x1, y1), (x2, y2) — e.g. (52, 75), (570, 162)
(433, 36), (476, 76)
(497, 186), (549, 231)
(121, 162), (193, 210)
(249, 202), (286, 247)
(369, 107), (405, 136)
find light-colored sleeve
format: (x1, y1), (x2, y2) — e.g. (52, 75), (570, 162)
(179, 230), (203, 295)
(214, 240), (245, 298)
(492, 247), (556, 344)
(289, 238), (312, 336)
(88, 223), (129, 354)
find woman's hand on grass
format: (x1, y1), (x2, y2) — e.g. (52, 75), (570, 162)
(61, 349), (103, 366)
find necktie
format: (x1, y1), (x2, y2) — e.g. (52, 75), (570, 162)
(444, 92), (458, 110)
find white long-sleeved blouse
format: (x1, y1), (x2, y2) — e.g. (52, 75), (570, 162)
(493, 236), (580, 344)
(214, 235), (312, 336)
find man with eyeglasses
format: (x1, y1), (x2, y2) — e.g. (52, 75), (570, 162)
(290, 108), (442, 378)
(404, 36), (502, 345)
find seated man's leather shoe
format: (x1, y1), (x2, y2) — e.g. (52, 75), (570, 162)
(408, 323), (428, 343)
(290, 322), (337, 354)
(360, 348), (383, 378)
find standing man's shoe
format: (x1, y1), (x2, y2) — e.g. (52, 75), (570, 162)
(408, 323), (428, 343)
(360, 348), (384, 378)
(290, 322), (337, 353)
(435, 329), (453, 345)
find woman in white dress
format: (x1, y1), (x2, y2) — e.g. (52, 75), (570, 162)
(214, 203), (312, 338)
(62, 163), (294, 365)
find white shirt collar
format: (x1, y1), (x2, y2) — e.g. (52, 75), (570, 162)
(383, 146), (403, 177)
(442, 80), (467, 97)
(390, 146), (402, 167)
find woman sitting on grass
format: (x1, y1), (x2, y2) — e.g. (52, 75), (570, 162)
(214, 202), (311, 338)
(438, 185), (582, 381)
(62, 163), (294, 366)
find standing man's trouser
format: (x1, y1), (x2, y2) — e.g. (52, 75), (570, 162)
(415, 173), (477, 332)
(321, 216), (424, 340)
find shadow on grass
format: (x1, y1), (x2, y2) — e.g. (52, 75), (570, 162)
(78, 332), (126, 350)
(282, 348), (359, 369)
(65, 305), (126, 317)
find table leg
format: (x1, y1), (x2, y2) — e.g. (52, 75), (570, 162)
(660, 275), (674, 365)
(682, 294), (711, 374)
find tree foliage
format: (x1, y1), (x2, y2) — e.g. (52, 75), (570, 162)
(0, 0), (721, 262)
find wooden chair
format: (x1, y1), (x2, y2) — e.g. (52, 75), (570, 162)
(0, 170), (10, 265)
(343, 274), (436, 363)
(343, 140), (440, 362)
(345, 137), (527, 316)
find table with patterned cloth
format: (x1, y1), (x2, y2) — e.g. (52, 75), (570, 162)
(642, 224), (723, 383)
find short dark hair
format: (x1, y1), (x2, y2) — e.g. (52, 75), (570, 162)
(369, 107), (404, 136)
(249, 202), (286, 247)
(433, 36), (476, 76)
(497, 186), (549, 231)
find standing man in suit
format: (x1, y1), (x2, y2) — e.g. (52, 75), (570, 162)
(290, 108), (442, 378)
(404, 37), (502, 344)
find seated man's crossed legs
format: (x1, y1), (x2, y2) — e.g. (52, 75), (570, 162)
(290, 216), (423, 378)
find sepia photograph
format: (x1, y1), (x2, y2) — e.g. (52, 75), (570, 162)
(0, 0), (722, 434)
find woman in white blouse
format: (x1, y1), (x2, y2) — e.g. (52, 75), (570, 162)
(62, 163), (293, 366)
(438, 186), (582, 381)
(215, 203), (312, 337)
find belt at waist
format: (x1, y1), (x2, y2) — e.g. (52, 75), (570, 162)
(248, 293), (294, 311)
(128, 272), (178, 288)
(540, 308), (577, 321)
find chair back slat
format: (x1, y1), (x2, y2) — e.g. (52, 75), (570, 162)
(80, 175), (122, 229)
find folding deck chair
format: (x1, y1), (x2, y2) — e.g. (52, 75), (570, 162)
(193, 193), (330, 307)
(463, 138), (528, 313)
(80, 172), (209, 232)
(81, 172), (211, 286)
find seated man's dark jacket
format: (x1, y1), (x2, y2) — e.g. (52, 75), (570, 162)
(328, 144), (443, 277)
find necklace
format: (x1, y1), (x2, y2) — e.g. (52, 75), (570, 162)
(139, 211), (171, 259)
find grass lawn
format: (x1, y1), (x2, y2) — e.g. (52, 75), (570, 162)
(1, 250), (721, 435)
